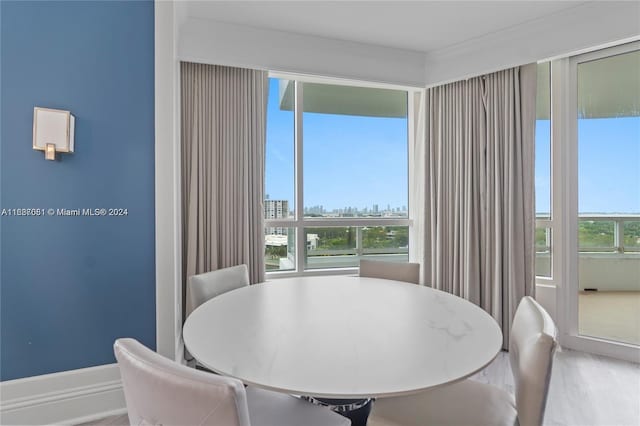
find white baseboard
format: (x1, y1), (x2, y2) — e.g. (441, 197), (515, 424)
(0, 364), (126, 425)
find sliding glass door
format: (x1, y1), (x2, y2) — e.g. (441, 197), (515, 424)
(560, 42), (640, 360)
(576, 47), (640, 346)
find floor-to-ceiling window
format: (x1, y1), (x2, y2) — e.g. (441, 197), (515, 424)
(265, 77), (410, 275)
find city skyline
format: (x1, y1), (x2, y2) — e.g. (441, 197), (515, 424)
(264, 195), (408, 216)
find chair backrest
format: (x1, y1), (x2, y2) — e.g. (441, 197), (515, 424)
(359, 259), (420, 284)
(509, 296), (558, 426)
(187, 264), (250, 316)
(114, 338), (251, 426)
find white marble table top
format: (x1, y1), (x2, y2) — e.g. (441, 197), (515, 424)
(183, 275), (502, 398)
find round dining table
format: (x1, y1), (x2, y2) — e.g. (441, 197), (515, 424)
(183, 275), (502, 424)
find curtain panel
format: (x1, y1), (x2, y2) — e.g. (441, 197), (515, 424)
(181, 62), (267, 317)
(421, 64), (537, 348)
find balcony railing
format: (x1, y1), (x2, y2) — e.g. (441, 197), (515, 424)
(535, 214), (640, 290)
(306, 226), (408, 269)
(536, 214), (640, 254)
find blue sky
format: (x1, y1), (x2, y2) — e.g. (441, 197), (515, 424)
(266, 79), (639, 215)
(265, 79), (407, 212)
(536, 117), (640, 214)
(578, 117), (639, 214)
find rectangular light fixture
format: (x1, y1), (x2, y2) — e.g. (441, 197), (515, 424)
(33, 107), (75, 161)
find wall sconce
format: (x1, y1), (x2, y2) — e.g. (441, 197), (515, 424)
(33, 107), (75, 161)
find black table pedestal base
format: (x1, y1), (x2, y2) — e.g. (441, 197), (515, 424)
(301, 396), (373, 426)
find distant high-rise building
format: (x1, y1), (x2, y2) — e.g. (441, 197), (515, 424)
(305, 205), (325, 215)
(264, 199), (289, 235)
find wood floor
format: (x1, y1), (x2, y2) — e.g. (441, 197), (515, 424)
(473, 350), (640, 426)
(81, 349), (640, 426)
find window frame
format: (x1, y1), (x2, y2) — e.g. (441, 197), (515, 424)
(535, 61), (555, 283)
(265, 72), (417, 277)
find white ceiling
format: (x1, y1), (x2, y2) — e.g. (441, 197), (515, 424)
(181, 1), (588, 53)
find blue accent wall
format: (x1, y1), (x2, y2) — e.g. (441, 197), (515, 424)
(0, 1), (155, 381)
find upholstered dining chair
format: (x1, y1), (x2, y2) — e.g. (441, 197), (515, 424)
(187, 264), (250, 317)
(185, 264), (251, 369)
(368, 296), (558, 426)
(359, 259), (420, 285)
(114, 338), (350, 426)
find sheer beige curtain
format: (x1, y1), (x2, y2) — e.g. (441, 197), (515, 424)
(181, 62), (267, 316)
(421, 64), (537, 348)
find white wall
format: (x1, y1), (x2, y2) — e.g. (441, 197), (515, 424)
(535, 284), (557, 323)
(579, 256), (640, 292)
(424, 1), (640, 86)
(178, 18), (426, 87)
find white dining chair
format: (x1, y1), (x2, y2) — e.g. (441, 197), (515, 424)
(368, 296), (558, 426)
(359, 259), (420, 284)
(187, 264), (250, 317)
(114, 338), (350, 426)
